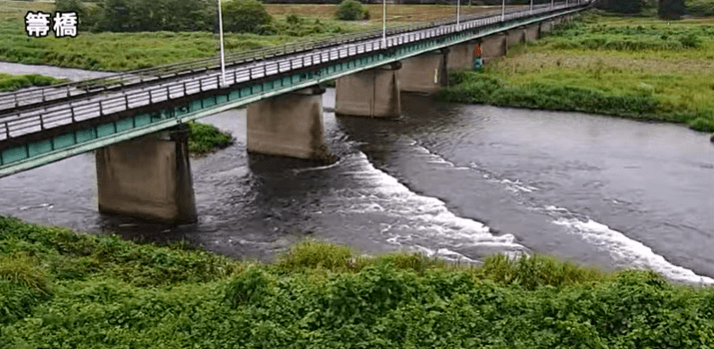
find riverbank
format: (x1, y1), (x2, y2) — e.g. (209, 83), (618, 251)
(0, 73), (67, 92)
(439, 12), (714, 133)
(1, 216), (712, 347)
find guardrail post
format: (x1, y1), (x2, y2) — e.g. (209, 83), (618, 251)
(183, 82), (187, 96)
(199, 79), (203, 92)
(5, 122), (10, 138)
(71, 106), (76, 123)
(100, 101), (104, 116)
(40, 115), (44, 130)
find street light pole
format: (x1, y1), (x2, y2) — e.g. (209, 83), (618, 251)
(217, 0), (226, 87)
(501, 0), (505, 21)
(530, 0), (533, 13)
(551, 0), (554, 8)
(456, 0), (460, 29)
(382, 0), (386, 48)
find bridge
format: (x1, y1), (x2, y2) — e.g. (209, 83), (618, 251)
(0, 1), (591, 223)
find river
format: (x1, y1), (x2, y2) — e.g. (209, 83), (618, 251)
(1, 63), (712, 285)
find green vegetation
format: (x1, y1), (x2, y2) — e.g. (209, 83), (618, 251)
(439, 12), (714, 132)
(186, 121), (234, 155)
(1, 216), (713, 348)
(688, 0), (714, 16)
(0, 0), (366, 71)
(660, 0), (687, 19)
(596, 0), (643, 14)
(222, 0), (273, 34)
(0, 74), (68, 92)
(335, 0), (370, 21)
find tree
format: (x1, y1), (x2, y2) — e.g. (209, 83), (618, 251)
(596, 0), (643, 13)
(221, 0), (272, 33)
(335, 0), (370, 21)
(659, 0), (687, 18)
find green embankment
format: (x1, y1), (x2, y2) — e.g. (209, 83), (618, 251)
(1, 216), (713, 348)
(0, 1), (368, 72)
(0, 73), (67, 92)
(186, 121), (234, 155)
(439, 12), (714, 132)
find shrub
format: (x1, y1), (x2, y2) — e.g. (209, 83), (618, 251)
(187, 121), (233, 154)
(277, 239), (354, 271)
(222, 0), (273, 33)
(335, 0), (370, 21)
(687, 0), (714, 16)
(660, 0), (687, 19)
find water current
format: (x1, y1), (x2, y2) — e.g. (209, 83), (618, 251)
(1, 64), (712, 285)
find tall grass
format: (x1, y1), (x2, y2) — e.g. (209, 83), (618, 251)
(441, 13), (714, 132)
(0, 74), (68, 92)
(1, 217), (713, 348)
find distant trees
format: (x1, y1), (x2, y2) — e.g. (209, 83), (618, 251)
(222, 0), (273, 33)
(595, 0), (643, 13)
(335, 0), (370, 20)
(659, 0), (687, 18)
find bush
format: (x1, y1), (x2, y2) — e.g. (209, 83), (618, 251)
(335, 0), (370, 21)
(660, 0), (687, 19)
(222, 0), (273, 33)
(187, 121), (233, 154)
(687, 0), (714, 16)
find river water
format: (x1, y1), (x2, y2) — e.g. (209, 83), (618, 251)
(1, 64), (712, 285)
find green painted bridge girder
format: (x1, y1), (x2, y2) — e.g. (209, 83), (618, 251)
(0, 7), (585, 178)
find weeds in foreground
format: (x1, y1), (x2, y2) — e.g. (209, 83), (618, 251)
(1, 217), (713, 348)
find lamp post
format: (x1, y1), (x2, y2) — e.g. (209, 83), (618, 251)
(456, 0), (460, 29)
(501, 0), (505, 21)
(551, 0), (554, 8)
(217, 0), (226, 87)
(382, 0), (386, 48)
(530, 0), (533, 13)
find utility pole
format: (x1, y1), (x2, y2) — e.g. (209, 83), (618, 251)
(217, 0), (226, 87)
(457, 0), (460, 28)
(382, 0), (387, 48)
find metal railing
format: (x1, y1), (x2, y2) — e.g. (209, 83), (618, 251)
(0, 3), (573, 112)
(0, 1), (589, 144)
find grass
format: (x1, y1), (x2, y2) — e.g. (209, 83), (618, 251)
(0, 73), (68, 92)
(1, 216), (713, 348)
(186, 121), (234, 155)
(439, 11), (714, 132)
(0, 1), (369, 72)
(0, 1), (523, 72)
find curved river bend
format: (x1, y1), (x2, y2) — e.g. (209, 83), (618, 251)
(1, 64), (712, 285)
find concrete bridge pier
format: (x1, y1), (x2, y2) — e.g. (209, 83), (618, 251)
(96, 125), (197, 224)
(479, 32), (508, 65)
(335, 62), (401, 118)
(447, 40), (479, 71)
(525, 23), (541, 42)
(399, 48), (449, 94)
(540, 20), (554, 34)
(507, 28), (526, 49)
(246, 85), (331, 160)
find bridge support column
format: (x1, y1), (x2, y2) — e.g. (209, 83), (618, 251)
(96, 125), (197, 224)
(335, 62), (401, 118)
(447, 40), (478, 71)
(399, 48), (449, 94)
(540, 20), (554, 34)
(479, 33), (508, 65)
(246, 85), (330, 160)
(525, 23), (540, 42)
(507, 28), (526, 49)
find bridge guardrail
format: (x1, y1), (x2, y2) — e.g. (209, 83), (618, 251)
(0, 1), (590, 145)
(0, 3), (567, 112)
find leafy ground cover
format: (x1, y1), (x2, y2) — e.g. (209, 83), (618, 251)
(1, 216), (713, 348)
(439, 11), (714, 132)
(0, 73), (67, 92)
(186, 121), (234, 155)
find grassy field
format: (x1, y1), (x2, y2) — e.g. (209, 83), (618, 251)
(439, 11), (714, 132)
(0, 1), (515, 72)
(0, 1), (371, 71)
(0, 73), (67, 92)
(1, 216), (713, 348)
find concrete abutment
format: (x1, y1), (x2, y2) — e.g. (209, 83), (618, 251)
(246, 85), (331, 161)
(335, 62), (401, 118)
(96, 126), (197, 224)
(399, 49), (449, 94)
